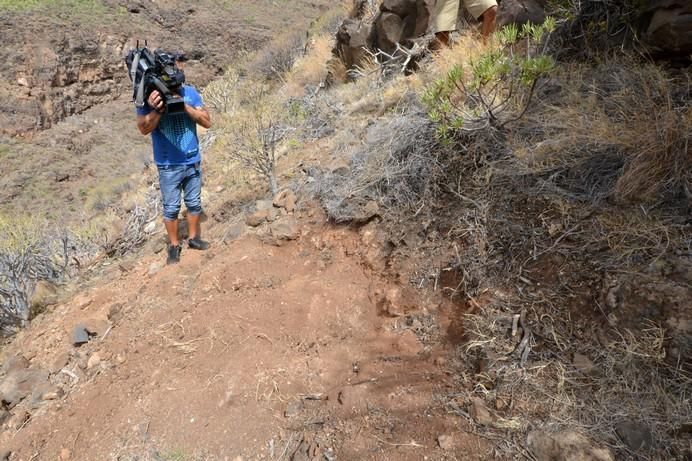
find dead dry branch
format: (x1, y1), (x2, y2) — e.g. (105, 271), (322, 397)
(349, 42), (428, 80)
(507, 60), (691, 204)
(105, 185), (161, 257)
(310, 111), (444, 222)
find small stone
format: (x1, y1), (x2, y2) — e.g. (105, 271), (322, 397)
(437, 434), (454, 450)
(284, 400), (304, 418)
(615, 420), (653, 451)
(60, 447), (72, 460)
(328, 158), (350, 175)
(0, 369), (50, 409)
(246, 209), (270, 227)
(495, 397), (508, 411)
(115, 355), (126, 364)
(118, 261), (136, 273)
(50, 352), (70, 374)
(7, 409), (29, 430)
(148, 261), (163, 276)
(528, 430), (613, 461)
(143, 221), (157, 234)
(269, 218), (299, 242)
(433, 356), (447, 367)
(363, 200), (379, 218)
(0, 449), (10, 461)
(273, 189), (298, 212)
(470, 397), (493, 426)
(573, 353), (597, 375)
(214, 185), (225, 193)
(2, 355), (30, 374)
(73, 294), (92, 310)
(30, 280), (59, 310)
(71, 325), (89, 346)
(223, 223), (246, 242)
(42, 390), (63, 401)
(108, 304), (124, 323)
(87, 353), (101, 370)
(255, 199), (274, 211)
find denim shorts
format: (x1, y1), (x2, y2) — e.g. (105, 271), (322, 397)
(157, 163), (202, 221)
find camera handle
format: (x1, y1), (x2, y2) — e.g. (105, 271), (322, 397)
(134, 70), (148, 108)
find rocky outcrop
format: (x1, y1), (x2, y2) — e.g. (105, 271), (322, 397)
(643, 0), (692, 57)
(0, 24), (129, 135)
(497, 0), (547, 29)
(334, 0), (433, 73)
(376, 0), (433, 52)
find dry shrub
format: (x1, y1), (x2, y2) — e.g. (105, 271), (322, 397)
(249, 31), (306, 81)
(203, 68), (242, 115)
(213, 83), (292, 195)
(104, 185), (161, 257)
(311, 111), (443, 222)
(509, 58), (692, 203)
(455, 302), (692, 459)
(288, 34), (334, 90)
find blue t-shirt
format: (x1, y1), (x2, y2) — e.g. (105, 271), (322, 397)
(136, 85), (204, 166)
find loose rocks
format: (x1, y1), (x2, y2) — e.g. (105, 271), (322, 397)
(0, 368), (50, 409)
(71, 325), (90, 346)
(527, 430), (614, 461)
(470, 397), (494, 426)
(284, 400), (304, 418)
(273, 189), (297, 212)
(269, 217), (299, 243)
(615, 420), (653, 451)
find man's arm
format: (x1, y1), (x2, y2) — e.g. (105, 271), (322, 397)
(137, 90), (164, 135)
(185, 104), (212, 129)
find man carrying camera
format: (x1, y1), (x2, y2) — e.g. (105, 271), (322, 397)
(136, 53), (212, 265)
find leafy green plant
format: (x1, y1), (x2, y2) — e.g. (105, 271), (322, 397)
(422, 18), (556, 139)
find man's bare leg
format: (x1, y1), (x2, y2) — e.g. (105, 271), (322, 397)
(433, 31), (451, 49)
(480, 6), (497, 39)
(186, 213), (200, 241)
(164, 219), (179, 246)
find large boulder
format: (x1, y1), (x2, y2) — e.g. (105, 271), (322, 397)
(334, 0), (433, 68)
(376, 12), (406, 52)
(335, 18), (375, 69)
(375, 0), (433, 52)
(644, 0), (692, 57)
(497, 0), (547, 29)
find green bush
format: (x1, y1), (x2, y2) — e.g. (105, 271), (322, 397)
(422, 18), (556, 139)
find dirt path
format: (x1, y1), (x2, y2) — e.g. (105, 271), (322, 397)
(1, 216), (485, 460)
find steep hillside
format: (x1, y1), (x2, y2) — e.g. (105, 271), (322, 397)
(0, 0), (330, 223)
(0, 1), (690, 460)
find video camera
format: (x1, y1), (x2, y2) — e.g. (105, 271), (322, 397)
(125, 42), (186, 114)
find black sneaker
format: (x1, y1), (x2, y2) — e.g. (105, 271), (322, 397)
(167, 244), (182, 265)
(188, 237), (210, 251)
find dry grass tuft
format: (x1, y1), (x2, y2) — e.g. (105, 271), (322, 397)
(509, 58), (691, 204)
(457, 303), (691, 459)
(310, 111), (443, 222)
(285, 34), (334, 94)
(248, 31), (307, 81)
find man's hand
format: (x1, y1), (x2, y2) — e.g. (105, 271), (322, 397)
(148, 90), (165, 113)
(137, 90), (165, 135)
(184, 104), (212, 129)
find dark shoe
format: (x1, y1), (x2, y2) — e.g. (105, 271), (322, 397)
(167, 244), (182, 265)
(188, 237), (210, 251)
